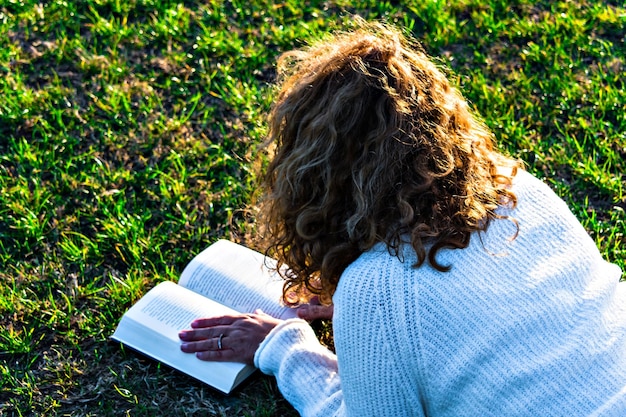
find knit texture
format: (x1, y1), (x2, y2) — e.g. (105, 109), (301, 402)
(254, 170), (626, 416)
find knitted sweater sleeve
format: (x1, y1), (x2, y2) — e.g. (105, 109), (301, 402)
(254, 319), (345, 416)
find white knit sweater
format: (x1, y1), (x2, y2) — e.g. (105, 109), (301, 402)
(254, 170), (626, 416)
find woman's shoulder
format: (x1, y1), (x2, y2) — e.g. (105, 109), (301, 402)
(334, 242), (415, 302)
(338, 243), (403, 282)
(509, 169), (558, 202)
(500, 169), (582, 228)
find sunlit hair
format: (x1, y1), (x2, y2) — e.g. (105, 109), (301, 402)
(256, 21), (520, 304)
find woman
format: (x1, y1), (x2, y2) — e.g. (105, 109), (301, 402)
(179, 22), (626, 416)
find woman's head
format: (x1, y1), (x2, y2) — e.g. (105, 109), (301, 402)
(257, 21), (519, 303)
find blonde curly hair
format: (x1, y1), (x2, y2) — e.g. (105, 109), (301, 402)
(256, 21), (520, 304)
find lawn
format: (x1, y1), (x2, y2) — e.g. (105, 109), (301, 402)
(1, 0), (624, 416)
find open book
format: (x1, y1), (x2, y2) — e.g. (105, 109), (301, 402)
(111, 240), (297, 394)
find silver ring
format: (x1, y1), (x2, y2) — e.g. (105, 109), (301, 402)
(217, 333), (224, 350)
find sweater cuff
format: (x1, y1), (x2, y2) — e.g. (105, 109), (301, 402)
(254, 318), (320, 375)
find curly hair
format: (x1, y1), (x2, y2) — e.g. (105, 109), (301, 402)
(256, 21), (520, 304)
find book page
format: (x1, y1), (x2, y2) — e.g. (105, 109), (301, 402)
(111, 281), (255, 394)
(178, 240), (297, 320)
(124, 281), (239, 342)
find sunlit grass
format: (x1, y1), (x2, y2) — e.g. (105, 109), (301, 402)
(1, 0), (624, 415)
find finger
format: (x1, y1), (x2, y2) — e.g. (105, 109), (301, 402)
(180, 338), (219, 353)
(190, 315), (243, 328)
(194, 338), (255, 364)
(178, 327), (223, 341)
(195, 348), (238, 362)
(308, 296), (321, 305)
(297, 304), (334, 321)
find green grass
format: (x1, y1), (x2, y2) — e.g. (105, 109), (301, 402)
(1, 0), (624, 415)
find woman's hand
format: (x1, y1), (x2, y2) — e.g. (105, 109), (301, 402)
(178, 310), (282, 365)
(296, 296), (334, 321)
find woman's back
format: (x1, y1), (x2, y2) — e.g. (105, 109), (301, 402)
(333, 169), (625, 416)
